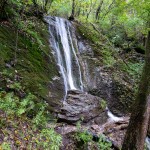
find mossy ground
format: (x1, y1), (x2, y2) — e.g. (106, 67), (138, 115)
(0, 17), (62, 149)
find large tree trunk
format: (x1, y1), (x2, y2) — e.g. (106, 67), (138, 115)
(122, 31), (150, 150)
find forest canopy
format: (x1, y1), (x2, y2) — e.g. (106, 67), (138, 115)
(1, 0), (149, 48)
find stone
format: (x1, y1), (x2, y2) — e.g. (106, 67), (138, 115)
(76, 34), (135, 116)
(58, 90), (107, 124)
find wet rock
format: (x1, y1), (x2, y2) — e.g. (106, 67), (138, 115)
(58, 90), (107, 124)
(81, 57), (134, 116)
(108, 80), (134, 116)
(47, 75), (64, 112)
(55, 116), (129, 150)
(76, 32), (135, 116)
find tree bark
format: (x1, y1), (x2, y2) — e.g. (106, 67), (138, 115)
(86, 0), (97, 20)
(69, 0), (75, 20)
(95, 0), (103, 20)
(122, 31), (150, 150)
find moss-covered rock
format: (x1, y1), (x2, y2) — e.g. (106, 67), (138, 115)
(0, 18), (64, 112)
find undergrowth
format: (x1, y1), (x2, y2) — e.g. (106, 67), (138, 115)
(75, 121), (112, 150)
(0, 5), (62, 149)
(0, 89), (62, 149)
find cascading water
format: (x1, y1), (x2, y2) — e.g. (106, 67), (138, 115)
(46, 16), (83, 96)
(146, 137), (150, 150)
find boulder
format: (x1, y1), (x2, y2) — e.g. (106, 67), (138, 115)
(46, 75), (64, 112)
(58, 90), (107, 124)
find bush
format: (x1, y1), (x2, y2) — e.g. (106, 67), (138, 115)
(0, 91), (62, 149)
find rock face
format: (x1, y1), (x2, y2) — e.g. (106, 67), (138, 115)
(74, 25), (136, 116)
(46, 19), (139, 117)
(58, 90), (107, 124)
(47, 75), (64, 112)
(77, 44), (134, 115)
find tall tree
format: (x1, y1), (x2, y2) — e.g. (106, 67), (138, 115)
(69, 0), (75, 20)
(122, 30), (150, 150)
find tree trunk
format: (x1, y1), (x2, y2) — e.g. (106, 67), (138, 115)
(95, 0), (103, 20)
(101, 0), (115, 20)
(69, 0), (75, 20)
(86, 0), (97, 20)
(122, 31), (150, 150)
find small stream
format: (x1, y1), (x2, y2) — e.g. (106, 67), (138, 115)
(146, 137), (150, 150)
(106, 107), (123, 122)
(107, 107), (150, 150)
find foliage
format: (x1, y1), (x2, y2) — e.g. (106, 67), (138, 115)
(38, 128), (62, 150)
(0, 0), (149, 149)
(48, 0), (150, 50)
(75, 121), (112, 150)
(119, 61), (144, 80)
(76, 130), (93, 143)
(0, 91), (62, 149)
(0, 90), (51, 127)
(125, 62), (144, 78)
(1, 142), (11, 150)
(76, 121), (92, 144)
(0, 1), (64, 149)
(97, 134), (112, 150)
(101, 99), (107, 109)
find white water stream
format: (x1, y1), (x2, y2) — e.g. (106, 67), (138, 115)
(106, 107), (150, 149)
(47, 17), (83, 95)
(146, 137), (150, 150)
(106, 107), (123, 122)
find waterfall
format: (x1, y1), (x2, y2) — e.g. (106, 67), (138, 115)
(46, 16), (83, 96)
(146, 137), (150, 150)
(106, 107), (123, 122)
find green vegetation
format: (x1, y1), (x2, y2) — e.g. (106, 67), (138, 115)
(76, 22), (116, 67)
(75, 121), (112, 150)
(75, 130), (112, 149)
(0, 90), (62, 149)
(0, 18), (57, 98)
(76, 21), (144, 86)
(0, 0), (149, 149)
(0, 1), (62, 149)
